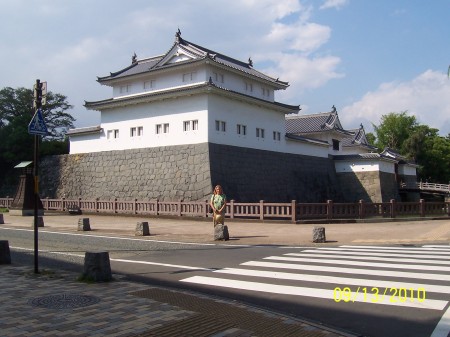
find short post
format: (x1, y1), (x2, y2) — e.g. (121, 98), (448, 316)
(81, 251), (112, 282)
(359, 199), (366, 219)
(259, 200), (264, 220)
(0, 213), (4, 224)
(291, 200), (297, 223)
(419, 199), (425, 217)
(135, 221), (150, 236)
(78, 218), (91, 231)
(327, 200), (333, 220)
(229, 200), (235, 219)
(312, 227), (326, 243)
(0, 240), (11, 264)
(390, 199), (396, 218)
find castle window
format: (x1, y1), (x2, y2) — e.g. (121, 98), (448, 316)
(144, 80), (155, 91)
(215, 120), (226, 132)
(262, 87), (270, 97)
(183, 120), (199, 132)
(182, 72), (197, 82)
(107, 129), (119, 139)
(156, 123), (169, 134)
(245, 82), (253, 92)
(130, 126), (143, 137)
(256, 128), (265, 138)
(273, 131), (281, 141)
(237, 124), (247, 135)
(213, 72), (224, 83)
(332, 139), (340, 151)
(119, 85), (131, 94)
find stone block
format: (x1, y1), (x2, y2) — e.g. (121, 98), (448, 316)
(214, 224), (229, 241)
(312, 226), (326, 243)
(135, 221), (150, 236)
(78, 218), (91, 231)
(0, 240), (11, 264)
(81, 251), (112, 282)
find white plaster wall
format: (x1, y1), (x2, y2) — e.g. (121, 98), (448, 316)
(70, 95), (209, 154)
(335, 159), (396, 174)
(398, 165), (417, 176)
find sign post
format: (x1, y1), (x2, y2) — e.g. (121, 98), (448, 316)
(28, 79), (48, 274)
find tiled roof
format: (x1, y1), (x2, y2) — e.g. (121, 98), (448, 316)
(66, 126), (102, 136)
(333, 153), (397, 162)
(97, 34), (288, 88)
(341, 126), (377, 150)
(285, 109), (348, 134)
(85, 81), (299, 112)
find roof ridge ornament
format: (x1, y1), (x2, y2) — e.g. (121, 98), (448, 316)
(248, 57), (253, 67)
(175, 28), (182, 43)
(131, 52), (137, 64)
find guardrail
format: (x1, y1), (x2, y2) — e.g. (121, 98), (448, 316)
(400, 182), (450, 193)
(1, 197), (449, 222)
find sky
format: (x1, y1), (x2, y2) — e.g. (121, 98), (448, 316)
(1, 0), (450, 136)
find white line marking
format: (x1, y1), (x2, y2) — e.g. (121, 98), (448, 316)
(314, 247), (450, 255)
(299, 249), (450, 260)
(1, 226), (250, 247)
(423, 245), (450, 250)
(264, 256), (450, 272)
(215, 268), (450, 294)
(10, 246), (212, 271)
(242, 261), (450, 281)
(180, 276), (447, 310)
(430, 305), (450, 337)
(285, 253), (450, 265)
(339, 245), (450, 254)
(111, 258), (214, 271)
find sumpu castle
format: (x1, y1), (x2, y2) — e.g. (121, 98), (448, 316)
(40, 30), (418, 203)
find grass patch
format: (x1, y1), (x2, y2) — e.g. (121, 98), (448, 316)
(0, 208), (8, 213)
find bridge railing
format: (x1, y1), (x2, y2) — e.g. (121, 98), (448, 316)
(1, 197), (448, 222)
(400, 182), (450, 193)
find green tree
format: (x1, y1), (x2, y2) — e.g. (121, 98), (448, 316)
(0, 86), (75, 194)
(372, 111), (450, 183)
(372, 111), (418, 152)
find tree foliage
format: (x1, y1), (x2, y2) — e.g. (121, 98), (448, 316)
(0, 86), (75, 194)
(372, 111), (450, 183)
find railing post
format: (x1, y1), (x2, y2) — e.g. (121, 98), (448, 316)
(96, 198), (99, 213)
(419, 199), (425, 217)
(291, 200), (296, 223)
(359, 199), (365, 219)
(62, 197), (66, 211)
(327, 200), (333, 220)
(156, 198), (159, 216)
(178, 199), (182, 217)
(230, 199), (235, 219)
(259, 200), (264, 220)
(390, 199), (396, 218)
(114, 198), (118, 214)
(134, 198), (138, 215)
(78, 197), (82, 209)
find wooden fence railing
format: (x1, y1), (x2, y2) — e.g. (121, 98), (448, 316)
(1, 197), (449, 222)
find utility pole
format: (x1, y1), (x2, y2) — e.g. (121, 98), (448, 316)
(28, 79), (48, 274)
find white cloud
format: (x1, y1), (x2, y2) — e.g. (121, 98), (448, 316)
(265, 21), (331, 54)
(320, 0), (350, 10)
(341, 70), (450, 135)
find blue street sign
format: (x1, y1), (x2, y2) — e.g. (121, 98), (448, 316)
(28, 109), (48, 136)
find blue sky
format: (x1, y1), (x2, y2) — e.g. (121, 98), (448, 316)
(1, 0), (449, 135)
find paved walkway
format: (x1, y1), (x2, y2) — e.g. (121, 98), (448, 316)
(1, 212), (449, 336)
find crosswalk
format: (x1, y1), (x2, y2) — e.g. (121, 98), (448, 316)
(180, 244), (450, 334)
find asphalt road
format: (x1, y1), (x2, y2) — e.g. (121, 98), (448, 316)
(2, 224), (450, 337)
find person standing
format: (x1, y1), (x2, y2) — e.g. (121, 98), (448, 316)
(210, 185), (227, 226)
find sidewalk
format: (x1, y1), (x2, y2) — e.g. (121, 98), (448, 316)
(1, 213), (449, 336)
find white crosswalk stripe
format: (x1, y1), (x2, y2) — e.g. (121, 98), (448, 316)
(180, 245), (450, 311)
